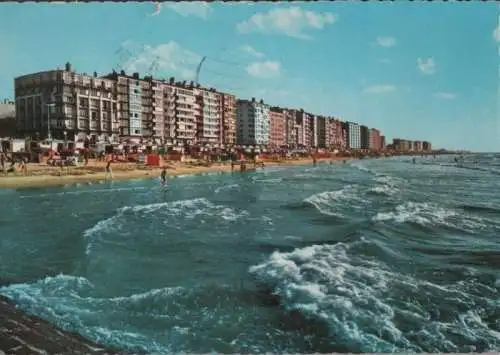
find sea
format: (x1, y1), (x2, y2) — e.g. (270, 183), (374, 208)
(1, 154), (500, 353)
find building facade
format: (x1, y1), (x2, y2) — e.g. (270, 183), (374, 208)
(269, 108), (286, 148)
(316, 116), (327, 148)
(15, 63), (119, 142)
(196, 88), (221, 146)
(220, 93), (236, 146)
(360, 125), (370, 149)
(236, 98), (270, 146)
(423, 141), (432, 151)
(369, 128), (381, 151)
(344, 121), (361, 149)
(0, 99), (15, 119)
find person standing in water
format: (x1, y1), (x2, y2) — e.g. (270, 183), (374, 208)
(104, 157), (113, 181)
(160, 167), (167, 186)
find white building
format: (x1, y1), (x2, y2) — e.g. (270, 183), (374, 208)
(236, 99), (270, 146)
(347, 121), (361, 149)
(0, 100), (15, 119)
(196, 88), (221, 145)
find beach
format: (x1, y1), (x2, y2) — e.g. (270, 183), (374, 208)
(0, 156), (350, 189)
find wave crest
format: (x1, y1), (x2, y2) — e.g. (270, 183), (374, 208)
(249, 242), (500, 353)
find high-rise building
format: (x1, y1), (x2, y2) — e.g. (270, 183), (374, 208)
(15, 63), (120, 142)
(284, 109), (298, 148)
(236, 98), (270, 146)
(360, 125), (370, 149)
(195, 88), (221, 146)
(369, 128), (381, 151)
(380, 135), (386, 150)
(220, 93), (236, 146)
(269, 108), (286, 148)
(344, 121), (361, 149)
(316, 116), (327, 148)
(422, 141), (432, 151)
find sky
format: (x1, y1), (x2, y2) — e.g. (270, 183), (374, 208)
(0, 2), (498, 151)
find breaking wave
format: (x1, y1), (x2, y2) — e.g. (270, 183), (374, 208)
(84, 198), (248, 256)
(249, 240), (500, 353)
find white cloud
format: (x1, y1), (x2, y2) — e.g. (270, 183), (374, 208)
(362, 84), (396, 94)
(375, 36), (397, 48)
(122, 41), (201, 79)
(433, 92), (457, 100)
(240, 45), (264, 58)
(164, 2), (213, 19)
(417, 57), (436, 75)
(236, 7), (338, 40)
(493, 24), (500, 42)
(246, 61), (281, 78)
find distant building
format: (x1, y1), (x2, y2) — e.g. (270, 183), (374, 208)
(0, 100), (15, 119)
(380, 135), (386, 150)
(269, 108), (286, 148)
(393, 138), (411, 152)
(423, 141), (432, 151)
(236, 98), (270, 146)
(316, 116), (326, 148)
(344, 121), (361, 149)
(196, 88), (221, 146)
(220, 93), (236, 146)
(360, 125), (370, 149)
(370, 128), (382, 151)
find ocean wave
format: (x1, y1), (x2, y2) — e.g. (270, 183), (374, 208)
(20, 186), (149, 199)
(368, 184), (398, 197)
(249, 241), (500, 352)
(372, 202), (496, 234)
(84, 198), (248, 255)
(214, 183), (239, 194)
(304, 186), (366, 218)
(0, 274), (320, 353)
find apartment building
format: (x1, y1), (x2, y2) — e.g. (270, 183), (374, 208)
(310, 114), (318, 148)
(220, 93), (236, 146)
(269, 108), (286, 148)
(412, 140), (423, 152)
(195, 88), (221, 146)
(316, 116), (327, 148)
(360, 125), (370, 150)
(0, 99), (15, 119)
(344, 121), (361, 149)
(369, 128), (381, 151)
(422, 141), (432, 151)
(392, 138), (412, 152)
(236, 98), (270, 146)
(380, 135), (386, 150)
(15, 63), (119, 142)
(283, 109), (298, 148)
(327, 118), (345, 150)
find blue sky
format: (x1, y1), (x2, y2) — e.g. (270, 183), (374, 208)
(0, 2), (498, 151)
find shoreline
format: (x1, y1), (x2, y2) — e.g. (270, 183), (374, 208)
(0, 157), (351, 190)
(0, 295), (126, 354)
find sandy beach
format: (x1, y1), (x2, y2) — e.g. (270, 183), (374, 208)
(0, 157), (351, 189)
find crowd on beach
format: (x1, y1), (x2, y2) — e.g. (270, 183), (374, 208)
(0, 144), (440, 190)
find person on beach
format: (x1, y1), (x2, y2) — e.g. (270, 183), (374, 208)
(104, 158), (113, 181)
(160, 167), (167, 186)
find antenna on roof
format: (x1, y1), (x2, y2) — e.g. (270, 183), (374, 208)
(148, 56), (160, 77)
(195, 56), (207, 85)
(114, 46), (135, 72)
